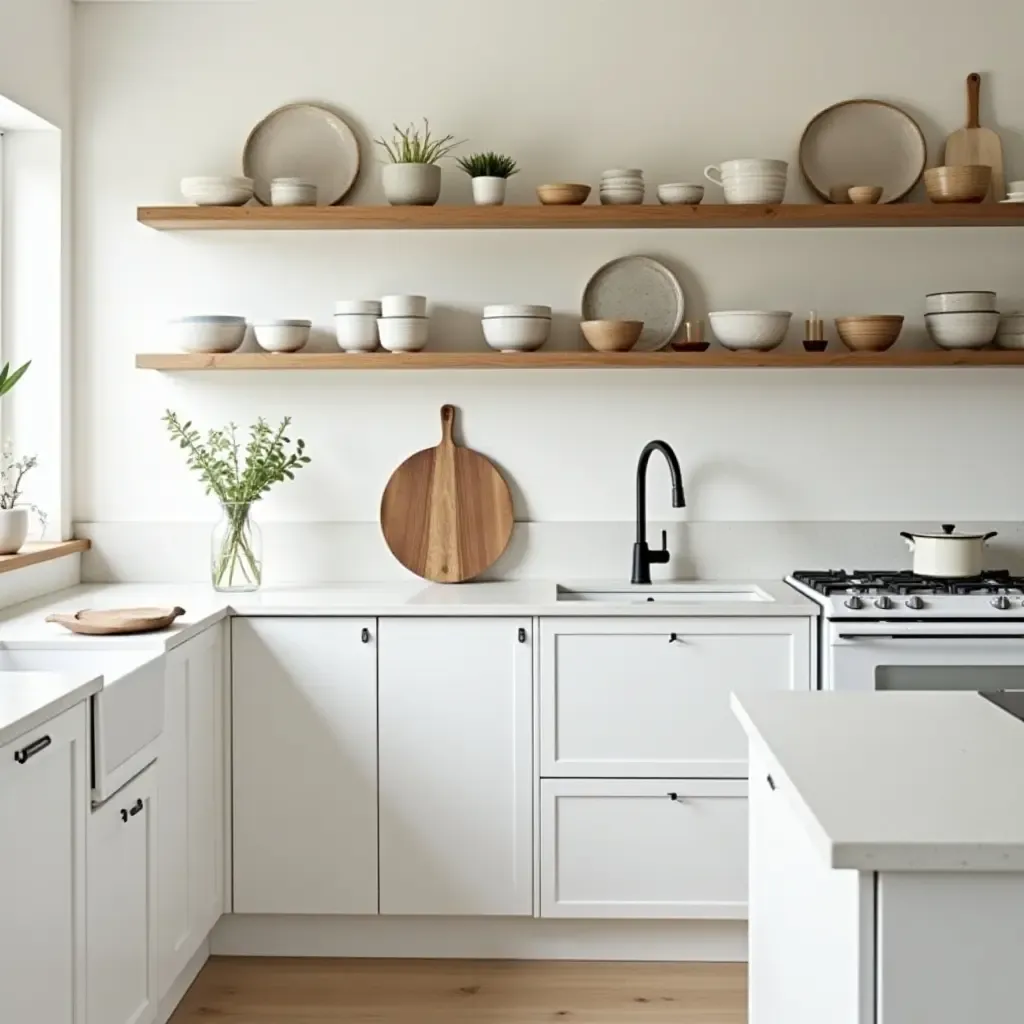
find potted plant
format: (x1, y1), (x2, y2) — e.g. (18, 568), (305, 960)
(374, 120), (464, 206)
(0, 445), (45, 554)
(164, 411), (311, 592)
(457, 152), (519, 206)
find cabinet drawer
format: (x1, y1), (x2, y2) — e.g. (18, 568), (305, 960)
(540, 618), (811, 777)
(540, 779), (747, 920)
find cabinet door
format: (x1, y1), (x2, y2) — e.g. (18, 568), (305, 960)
(232, 617), (378, 914)
(0, 703), (88, 1024)
(157, 624), (225, 998)
(88, 766), (158, 1024)
(540, 778), (748, 920)
(379, 617), (532, 916)
(540, 617), (812, 777)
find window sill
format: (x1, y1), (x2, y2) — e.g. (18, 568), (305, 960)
(0, 539), (90, 576)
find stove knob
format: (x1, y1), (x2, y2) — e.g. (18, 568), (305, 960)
(875, 595), (893, 610)
(844, 595), (864, 610)
(906, 596), (925, 610)
(992, 595), (1012, 610)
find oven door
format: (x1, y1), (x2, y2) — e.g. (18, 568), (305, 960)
(826, 620), (1024, 692)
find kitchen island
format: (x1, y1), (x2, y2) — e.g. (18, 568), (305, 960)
(734, 690), (1024, 1024)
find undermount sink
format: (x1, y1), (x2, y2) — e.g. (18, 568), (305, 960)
(555, 583), (772, 604)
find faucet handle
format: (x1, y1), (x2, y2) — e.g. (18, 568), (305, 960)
(660, 529), (667, 552)
(649, 530), (670, 566)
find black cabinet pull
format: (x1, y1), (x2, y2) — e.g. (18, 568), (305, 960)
(14, 735), (51, 764)
(669, 632), (682, 643)
(518, 627), (527, 644)
(129, 798), (144, 817)
(766, 774), (776, 791)
(667, 792), (685, 803)
(120, 808), (129, 823)
(361, 627), (371, 644)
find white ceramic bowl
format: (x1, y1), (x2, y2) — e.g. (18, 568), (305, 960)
(381, 294), (427, 318)
(925, 311), (1000, 349)
(270, 180), (317, 207)
(335, 299), (382, 316)
(334, 313), (379, 352)
(481, 316), (551, 353)
(925, 291), (997, 314)
(483, 304), (552, 319)
(377, 316), (428, 352)
(253, 319), (311, 353)
(601, 176), (644, 188)
(709, 310), (793, 351)
(995, 332), (1024, 350)
(602, 168), (643, 179)
(657, 183), (704, 205)
(1007, 180), (1024, 195)
(180, 176), (253, 206)
(599, 191), (645, 206)
(169, 316), (246, 353)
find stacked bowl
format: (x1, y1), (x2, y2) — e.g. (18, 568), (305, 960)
(180, 176), (253, 207)
(600, 168), (645, 206)
(924, 291), (999, 350)
(335, 300), (382, 352)
(482, 305), (552, 352)
(269, 178), (317, 206)
(378, 294), (429, 352)
(996, 313), (1024, 349)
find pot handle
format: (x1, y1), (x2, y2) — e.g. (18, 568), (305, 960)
(899, 531), (916, 550)
(983, 531), (998, 543)
(942, 524), (956, 534)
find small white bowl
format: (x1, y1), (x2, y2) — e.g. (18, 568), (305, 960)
(334, 313), (379, 352)
(381, 294), (427, 318)
(709, 310), (793, 351)
(483, 304), (551, 319)
(270, 180), (317, 207)
(335, 299), (382, 316)
(995, 332), (1024, 350)
(657, 183), (705, 205)
(377, 316), (428, 352)
(925, 291), (997, 314)
(599, 191), (645, 206)
(925, 310), (1000, 349)
(169, 315), (247, 353)
(601, 176), (644, 188)
(602, 168), (643, 179)
(481, 316), (551, 353)
(180, 176), (253, 206)
(253, 319), (311, 353)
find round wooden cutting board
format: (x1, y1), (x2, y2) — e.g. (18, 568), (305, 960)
(380, 405), (514, 583)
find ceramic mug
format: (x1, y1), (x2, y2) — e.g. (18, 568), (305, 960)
(704, 159), (788, 204)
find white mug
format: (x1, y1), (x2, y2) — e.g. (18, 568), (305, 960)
(704, 159), (788, 204)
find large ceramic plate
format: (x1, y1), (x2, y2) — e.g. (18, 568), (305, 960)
(243, 102), (360, 206)
(581, 256), (684, 351)
(800, 99), (927, 203)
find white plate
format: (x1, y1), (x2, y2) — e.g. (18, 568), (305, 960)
(999, 198), (1024, 204)
(243, 102), (360, 206)
(581, 256), (684, 351)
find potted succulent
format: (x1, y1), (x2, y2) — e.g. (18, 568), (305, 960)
(374, 120), (464, 206)
(457, 152), (519, 206)
(0, 445), (45, 554)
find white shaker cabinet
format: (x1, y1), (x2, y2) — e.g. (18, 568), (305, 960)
(232, 617), (378, 914)
(378, 617), (533, 917)
(0, 703), (89, 1024)
(87, 766), (158, 1024)
(157, 624), (225, 997)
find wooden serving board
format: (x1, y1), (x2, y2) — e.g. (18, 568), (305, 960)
(380, 405), (513, 583)
(945, 72), (1004, 201)
(46, 606), (186, 636)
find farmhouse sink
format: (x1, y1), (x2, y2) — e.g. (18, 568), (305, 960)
(555, 583), (773, 604)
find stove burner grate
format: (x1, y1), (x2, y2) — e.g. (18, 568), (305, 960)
(791, 569), (1024, 597)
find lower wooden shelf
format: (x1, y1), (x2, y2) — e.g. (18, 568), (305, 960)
(136, 350), (1024, 370)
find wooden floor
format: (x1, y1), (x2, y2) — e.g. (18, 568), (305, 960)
(170, 957), (747, 1023)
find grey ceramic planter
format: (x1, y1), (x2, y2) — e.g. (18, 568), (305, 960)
(382, 163), (442, 206)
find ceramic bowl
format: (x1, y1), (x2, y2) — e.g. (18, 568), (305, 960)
(180, 176), (254, 206)
(334, 313), (379, 352)
(381, 294), (427, 318)
(997, 312), (1024, 343)
(924, 165), (991, 203)
(481, 316), (551, 353)
(169, 315), (247, 353)
(483, 304), (552, 319)
(537, 184), (591, 205)
(925, 291), (997, 314)
(253, 320), (311, 353)
(270, 179), (318, 206)
(657, 183), (704, 205)
(835, 315), (904, 352)
(995, 331), (1024, 350)
(599, 190), (645, 206)
(377, 316), (428, 352)
(580, 319), (644, 352)
(1007, 180), (1024, 195)
(709, 311), (792, 351)
(602, 168), (643, 179)
(335, 299), (382, 316)
(848, 185), (883, 204)
(925, 311), (1000, 349)
(828, 183), (856, 203)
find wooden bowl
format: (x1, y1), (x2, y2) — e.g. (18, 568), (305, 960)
(835, 315), (904, 352)
(924, 165), (991, 204)
(580, 319), (643, 352)
(537, 183), (591, 206)
(848, 185), (883, 204)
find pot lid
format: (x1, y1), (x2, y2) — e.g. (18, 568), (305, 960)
(906, 523), (989, 540)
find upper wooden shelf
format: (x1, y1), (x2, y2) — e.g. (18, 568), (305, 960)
(136, 203), (1024, 231)
(135, 350), (1024, 371)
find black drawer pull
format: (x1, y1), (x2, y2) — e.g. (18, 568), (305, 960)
(14, 735), (51, 764)
(120, 808), (129, 823)
(668, 633), (683, 644)
(766, 774), (776, 791)
(129, 798), (144, 817)
(667, 792), (685, 803)
(518, 627), (527, 644)
(361, 627), (371, 644)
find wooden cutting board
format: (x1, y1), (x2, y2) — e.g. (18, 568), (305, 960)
(46, 606), (186, 635)
(380, 405), (513, 583)
(945, 72), (1004, 201)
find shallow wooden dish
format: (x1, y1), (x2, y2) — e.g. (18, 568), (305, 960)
(925, 165), (991, 204)
(537, 183), (591, 206)
(835, 315), (904, 352)
(46, 606), (186, 636)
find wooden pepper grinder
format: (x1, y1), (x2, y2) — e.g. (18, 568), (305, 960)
(803, 311), (827, 352)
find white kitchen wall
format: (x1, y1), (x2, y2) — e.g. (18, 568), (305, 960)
(73, 0), (1024, 579)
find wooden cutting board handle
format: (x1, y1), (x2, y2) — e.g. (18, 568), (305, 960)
(440, 403), (456, 446)
(966, 72), (981, 129)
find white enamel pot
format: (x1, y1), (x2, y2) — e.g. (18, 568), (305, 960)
(900, 524), (997, 577)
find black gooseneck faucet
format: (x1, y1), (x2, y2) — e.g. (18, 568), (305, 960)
(632, 440), (686, 585)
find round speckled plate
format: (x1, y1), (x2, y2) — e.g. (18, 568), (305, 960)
(581, 256), (684, 351)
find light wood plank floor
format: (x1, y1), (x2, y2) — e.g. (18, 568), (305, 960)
(170, 957), (747, 1023)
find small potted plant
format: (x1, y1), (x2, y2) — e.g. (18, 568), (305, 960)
(374, 119), (464, 206)
(457, 152), (519, 206)
(0, 445), (45, 554)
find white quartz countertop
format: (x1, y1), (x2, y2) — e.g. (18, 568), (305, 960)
(734, 691), (1024, 873)
(0, 671), (102, 747)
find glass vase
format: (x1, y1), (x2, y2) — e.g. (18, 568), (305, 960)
(211, 502), (263, 592)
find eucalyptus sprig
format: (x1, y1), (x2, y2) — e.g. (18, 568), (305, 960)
(374, 119), (465, 165)
(457, 152), (519, 179)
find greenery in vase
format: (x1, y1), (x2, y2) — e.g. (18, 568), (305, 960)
(456, 152), (519, 179)
(374, 119), (465, 164)
(163, 411), (310, 588)
(0, 361), (31, 398)
(0, 443), (46, 530)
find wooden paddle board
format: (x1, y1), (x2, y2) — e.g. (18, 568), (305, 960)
(945, 72), (1004, 201)
(380, 405), (513, 583)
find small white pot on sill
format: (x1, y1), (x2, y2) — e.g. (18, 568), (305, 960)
(471, 176), (507, 206)
(0, 508), (29, 555)
(381, 163), (442, 206)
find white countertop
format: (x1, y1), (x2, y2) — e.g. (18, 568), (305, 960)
(0, 671), (103, 747)
(734, 691), (1024, 873)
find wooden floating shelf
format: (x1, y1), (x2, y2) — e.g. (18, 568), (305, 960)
(135, 350), (1024, 371)
(136, 203), (1024, 231)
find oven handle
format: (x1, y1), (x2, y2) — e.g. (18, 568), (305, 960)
(838, 633), (1024, 642)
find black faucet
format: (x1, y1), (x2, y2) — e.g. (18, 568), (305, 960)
(632, 440), (686, 585)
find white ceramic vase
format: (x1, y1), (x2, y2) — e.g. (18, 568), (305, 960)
(0, 508), (29, 555)
(382, 163), (442, 206)
(471, 176), (507, 206)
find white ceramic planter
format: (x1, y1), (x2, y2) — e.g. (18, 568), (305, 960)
(382, 163), (442, 206)
(0, 508), (29, 555)
(471, 176), (507, 206)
